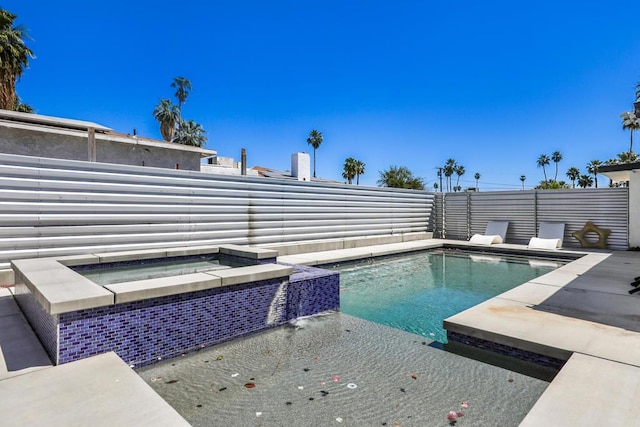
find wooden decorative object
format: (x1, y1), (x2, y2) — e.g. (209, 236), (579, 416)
(571, 221), (611, 249)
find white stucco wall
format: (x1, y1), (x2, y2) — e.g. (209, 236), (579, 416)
(291, 152), (311, 181)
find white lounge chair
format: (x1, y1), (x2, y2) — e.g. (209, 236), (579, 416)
(469, 220), (509, 245)
(528, 222), (565, 249)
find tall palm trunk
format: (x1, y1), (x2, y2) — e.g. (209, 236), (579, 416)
(160, 120), (175, 142)
(313, 148), (317, 178)
(0, 70), (17, 110)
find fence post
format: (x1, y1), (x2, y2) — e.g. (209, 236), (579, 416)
(533, 190), (538, 236)
(442, 193), (446, 238)
(467, 192), (471, 240)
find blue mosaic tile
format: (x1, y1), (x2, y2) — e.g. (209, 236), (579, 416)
(20, 263), (339, 367)
(13, 282), (58, 364)
(447, 331), (566, 369)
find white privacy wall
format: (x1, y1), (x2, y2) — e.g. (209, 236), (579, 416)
(0, 153), (435, 264)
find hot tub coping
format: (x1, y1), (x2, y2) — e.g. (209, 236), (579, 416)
(11, 245), (291, 314)
(105, 264), (293, 304)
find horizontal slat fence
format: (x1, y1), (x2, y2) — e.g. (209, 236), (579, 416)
(434, 189), (628, 249)
(0, 154), (434, 263)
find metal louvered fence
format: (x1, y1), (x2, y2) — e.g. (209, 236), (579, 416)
(0, 151), (630, 265)
(433, 189), (629, 250)
(0, 153), (434, 264)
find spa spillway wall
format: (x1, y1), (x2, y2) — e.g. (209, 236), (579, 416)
(12, 246), (339, 366)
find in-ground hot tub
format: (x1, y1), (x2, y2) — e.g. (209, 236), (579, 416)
(12, 245), (339, 366)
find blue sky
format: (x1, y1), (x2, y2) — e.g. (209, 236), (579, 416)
(7, 1), (640, 189)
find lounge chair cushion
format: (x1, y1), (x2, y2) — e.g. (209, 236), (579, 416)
(528, 237), (562, 249)
(469, 234), (503, 244)
(468, 220), (509, 245)
(528, 222), (565, 249)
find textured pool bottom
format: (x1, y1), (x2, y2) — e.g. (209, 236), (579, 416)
(138, 313), (548, 427)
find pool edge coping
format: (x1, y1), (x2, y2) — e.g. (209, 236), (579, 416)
(11, 245), (292, 313)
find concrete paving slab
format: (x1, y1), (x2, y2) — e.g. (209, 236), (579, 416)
(11, 257), (61, 272)
(0, 352), (190, 427)
(164, 245), (219, 257)
(54, 253), (100, 266)
(559, 273), (632, 294)
(556, 252), (610, 268)
(533, 251), (640, 331)
(366, 240), (443, 257)
(218, 244), (278, 259)
(529, 269), (579, 287)
(445, 296), (640, 367)
(534, 287), (640, 332)
(14, 262), (114, 314)
(206, 264), (293, 286)
(105, 272), (223, 304)
(495, 282), (562, 305)
(520, 353), (640, 426)
(296, 247), (376, 265)
(278, 239), (446, 266)
(277, 254), (319, 265)
(95, 248), (168, 263)
(341, 234), (400, 248)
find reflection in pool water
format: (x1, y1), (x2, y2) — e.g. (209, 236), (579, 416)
(330, 249), (564, 343)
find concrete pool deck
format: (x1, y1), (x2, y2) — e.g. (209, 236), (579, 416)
(0, 238), (639, 425)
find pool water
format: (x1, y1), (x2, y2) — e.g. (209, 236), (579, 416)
(138, 313), (549, 427)
(73, 255), (249, 286)
(330, 249), (564, 343)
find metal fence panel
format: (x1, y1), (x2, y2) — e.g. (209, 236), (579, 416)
(470, 191), (536, 244)
(537, 188), (628, 250)
(433, 188), (628, 249)
(0, 153), (434, 263)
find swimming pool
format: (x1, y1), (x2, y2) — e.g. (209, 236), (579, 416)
(330, 248), (565, 343)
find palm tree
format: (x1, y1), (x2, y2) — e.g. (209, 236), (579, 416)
(13, 97), (33, 112)
(377, 166), (425, 190)
(586, 160), (602, 188)
(454, 164), (465, 191)
(578, 174), (593, 188)
(0, 9), (35, 110)
(536, 154), (550, 183)
(443, 159), (456, 192)
(171, 76), (192, 122)
(355, 160), (366, 185)
(474, 172), (480, 191)
(174, 120), (207, 147)
(616, 151), (639, 164)
(153, 99), (179, 142)
(566, 167), (580, 188)
(342, 157), (357, 184)
(306, 130), (323, 178)
(520, 175), (526, 190)
(551, 151), (562, 181)
(621, 111), (640, 155)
